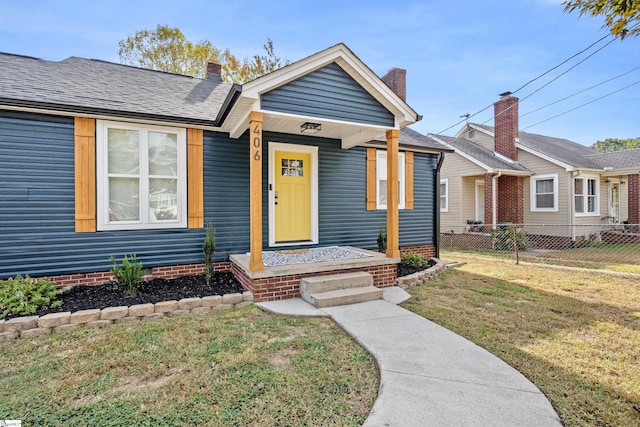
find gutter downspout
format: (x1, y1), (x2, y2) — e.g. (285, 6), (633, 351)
(435, 152), (445, 258)
(492, 171), (502, 228)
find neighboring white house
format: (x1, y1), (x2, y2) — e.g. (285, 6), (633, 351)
(431, 94), (640, 244)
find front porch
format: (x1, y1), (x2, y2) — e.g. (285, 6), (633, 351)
(229, 246), (399, 302)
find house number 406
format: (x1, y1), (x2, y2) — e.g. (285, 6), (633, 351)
(253, 125), (261, 161)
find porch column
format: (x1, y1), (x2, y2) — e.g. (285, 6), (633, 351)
(386, 129), (400, 258)
(484, 173), (494, 230)
(249, 111), (264, 272)
(629, 174), (640, 228)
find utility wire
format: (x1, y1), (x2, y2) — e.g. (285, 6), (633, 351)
(511, 34), (611, 95)
(521, 65), (640, 117)
(521, 79), (640, 131)
(435, 34), (614, 135)
(480, 36), (617, 126)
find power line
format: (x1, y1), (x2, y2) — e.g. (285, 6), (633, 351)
(479, 36), (617, 126)
(511, 34), (611, 95)
(521, 65), (640, 117)
(521, 79), (640, 131)
(435, 34), (614, 135)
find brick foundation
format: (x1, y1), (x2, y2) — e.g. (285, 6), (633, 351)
(43, 261), (231, 288)
(232, 262), (398, 302)
(400, 244), (436, 258)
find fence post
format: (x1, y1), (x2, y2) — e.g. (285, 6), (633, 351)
(512, 225), (519, 265)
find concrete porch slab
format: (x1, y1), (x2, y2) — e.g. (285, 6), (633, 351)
(230, 246), (399, 279)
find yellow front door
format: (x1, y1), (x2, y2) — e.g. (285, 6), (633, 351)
(275, 150), (311, 242)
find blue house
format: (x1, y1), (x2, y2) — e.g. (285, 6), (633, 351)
(0, 44), (449, 301)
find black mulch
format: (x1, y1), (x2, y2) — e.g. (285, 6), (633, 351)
(397, 258), (437, 278)
(5, 272), (244, 320)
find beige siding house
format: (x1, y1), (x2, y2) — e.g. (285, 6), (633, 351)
(432, 94), (640, 244)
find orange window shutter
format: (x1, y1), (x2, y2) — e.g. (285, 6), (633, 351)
(187, 128), (204, 228)
(405, 151), (414, 210)
(74, 117), (96, 232)
(366, 147), (377, 210)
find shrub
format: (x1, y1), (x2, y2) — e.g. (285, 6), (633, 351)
(491, 225), (528, 251)
(203, 222), (216, 285)
(400, 252), (427, 269)
(110, 254), (145, 294)
(0, 275), (62, 319)
(377, 227), (387, 253)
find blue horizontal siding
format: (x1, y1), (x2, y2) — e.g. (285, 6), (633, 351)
(261, 63), (395, 127)
(259, 132), (437, 250)
(0, 111), (437, 280)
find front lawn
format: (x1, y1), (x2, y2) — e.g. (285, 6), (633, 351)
(0, 305), (377, 426)
(405, 251), (640, 427)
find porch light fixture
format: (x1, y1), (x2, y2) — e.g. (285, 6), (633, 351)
(300, 122), (321, 134)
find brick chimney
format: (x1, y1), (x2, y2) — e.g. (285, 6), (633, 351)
(206, 61), (222, 80)
(494, 92), (518, 160)
(381, 68), (406, 101)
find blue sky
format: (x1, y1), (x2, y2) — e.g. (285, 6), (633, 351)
(1, 0), (638, 146)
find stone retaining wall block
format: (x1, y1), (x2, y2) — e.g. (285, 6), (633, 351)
(38, 312), (71, 328)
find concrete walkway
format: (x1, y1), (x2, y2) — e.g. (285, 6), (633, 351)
(257, 289), (562, 427)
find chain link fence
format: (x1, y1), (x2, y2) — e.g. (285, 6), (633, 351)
(440, 223), (640, 273)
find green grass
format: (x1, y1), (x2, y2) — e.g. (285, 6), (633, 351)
(405, 251), (640, 427)
(0, 305), (377, 426)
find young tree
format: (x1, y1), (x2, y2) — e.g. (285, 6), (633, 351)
(590, 137), (640, 151)
(118, 25), (288, 83)
(563, 0), (640, 39)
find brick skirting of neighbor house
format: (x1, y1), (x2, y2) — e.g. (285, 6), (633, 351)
(400, 244), (436, 258)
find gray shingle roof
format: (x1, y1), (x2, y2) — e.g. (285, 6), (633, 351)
(0, 52), (233, 126)
(583, 148), (640, 170)
(470, 123), (603, 169)
(434, 134), (530, 173)
(373, 127), (452, 152)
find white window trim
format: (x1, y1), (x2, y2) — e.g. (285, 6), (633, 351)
(376, 150), (406, 210)
(530, 173), (558, 212)
(268, 142), (319, 247)
(574, 175), (600, 217)
(440, 178), (449, 212)
(96, 120), (187, 231)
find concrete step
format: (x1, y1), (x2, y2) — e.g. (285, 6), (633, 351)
(301, 271), (373, 295)
(308, 285), (383, 308)
(300, 272), (381, 308)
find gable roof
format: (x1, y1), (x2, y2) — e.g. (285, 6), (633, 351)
(371, 127), (452, 153)
(222, 43), (420, 147)
(467, 123), (603, 170)
(0, 52), (233, 127)
(431, 133), (531, 175)
(584, 148), (640, 173)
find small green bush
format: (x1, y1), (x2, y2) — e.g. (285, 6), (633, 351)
(400, 252), (427, 268)
(0, 275), (62, 318)
(110, 254), (145, 294)
(203, 222), (216, 286)
(377, 227), (387, 253)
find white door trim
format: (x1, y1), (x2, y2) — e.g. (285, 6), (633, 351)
(268, 142), (319, 247)
(475, 180), (485, 223)
(608, 178), (620, 223)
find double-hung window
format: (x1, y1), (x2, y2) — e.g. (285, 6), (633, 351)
(96, 121), (187, 230)
(440, 179), (448, 212)
(530, 174), (558, 212)
(575, 176), (598, 215)
(376, 151), (406, 209)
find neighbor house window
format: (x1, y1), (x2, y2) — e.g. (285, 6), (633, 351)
(96, 120), (187, 230)
(575, 176), (598, 215)
(440, 179), (448, 212)
(530, 174), (558, 212)
(376, 150), (406, 209)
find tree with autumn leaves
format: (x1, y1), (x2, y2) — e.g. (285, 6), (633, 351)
(118, 25), (288, 83)
(563, 0), (640, 39)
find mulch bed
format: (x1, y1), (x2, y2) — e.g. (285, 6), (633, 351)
(5, 261), (437, 321)
(397, 259), (436, 278)
(4, 272), (244, 320)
